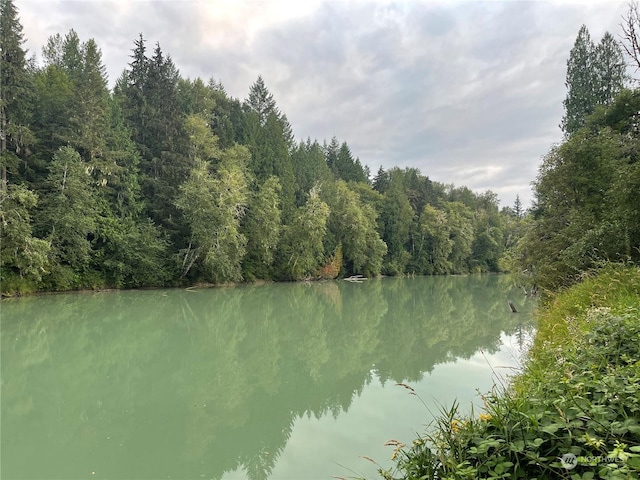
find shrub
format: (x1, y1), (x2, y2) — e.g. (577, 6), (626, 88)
(380, 265), (640, 480)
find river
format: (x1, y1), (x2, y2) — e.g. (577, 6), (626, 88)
(0, 275), (535, 480)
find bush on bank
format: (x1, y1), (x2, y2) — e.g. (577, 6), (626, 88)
(380, 264), (640, 480)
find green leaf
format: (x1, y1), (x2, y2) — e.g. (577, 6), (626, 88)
(541, 423), (562, 435)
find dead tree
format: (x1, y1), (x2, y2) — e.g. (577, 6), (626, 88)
(621, 1), (640, 74)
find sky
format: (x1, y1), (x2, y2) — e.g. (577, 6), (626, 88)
(17, 0), (631, 208)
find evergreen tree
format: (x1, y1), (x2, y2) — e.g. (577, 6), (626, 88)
(67, 37), (110, 166)
(210, 87), (245, 149)
(325, 136), (340, 175)
(117, 37), (189, 234)
(60, 30), (83, 83)
(41, 33), (64, 67)
(243, 81), (296, 218)
(118, 34), (149, 150)
(372, 166), (389, 193)
(593, 32), (626, 106)
(513, 194), (523, 218)
(92, 96), (171, 288)
(261, 113), (295, 212)
(37, 146), (99, 287)
(561, 27), (626, 135)
(330, 141), (369, 183)
(145, 43), (184, 160)
(291, 139), (333, 206)
(561, 25), (596, 135)
(280, 113), (295, 151)
(30, 62), (74, 173)
(244, 75), (279, 126)
(0, 0), (33, 190)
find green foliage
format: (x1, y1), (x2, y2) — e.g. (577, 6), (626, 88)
(562, 25), (597, 135)
(94, 215), (170, 288)
(517, 89), (640, 291)
(444, 202), (475, 273)
(1, 11), (519, 293)
(244, 75), (280, 126)
(38, 146), (98, 280)
(277, 186), (330, 280)
(382, 265), (640, 480)
(242, 176), (282, 280)
(415, 204), (452, 274)
(292, 138), (333, 206)
(30, 64), (75, 163)
(0, 184), (50, 290)
(327, 181), (386, 277)
(594, 32), (627, 107)
(175, 147), (249, 283)
(562, 26), (626, 135)
(379, 170), (414, 275)
(326, 139), (369, 183)
(0, 0), (34, 191)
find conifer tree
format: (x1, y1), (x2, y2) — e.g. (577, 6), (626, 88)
(0, 0), (33, 190)
(37, 146), (99, 285)
(561, 25), (596, 135)
(593, 32), (626, 106)
(561, 26), (626, 135)
(244, 75), (279, 126)
(513, 194), (523, 218)
(372, 166), (389, 193)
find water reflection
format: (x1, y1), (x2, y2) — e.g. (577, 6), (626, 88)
(1, 275), (535, 480)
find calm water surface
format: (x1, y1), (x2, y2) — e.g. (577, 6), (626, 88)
(1, 275), (535, 480)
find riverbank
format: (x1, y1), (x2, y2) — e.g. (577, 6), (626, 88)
(382, 264), (640, 480)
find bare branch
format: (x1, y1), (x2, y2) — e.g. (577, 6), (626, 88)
(620, 1), (640, 76)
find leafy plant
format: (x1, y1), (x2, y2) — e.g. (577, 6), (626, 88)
(376, 266), (640, 480)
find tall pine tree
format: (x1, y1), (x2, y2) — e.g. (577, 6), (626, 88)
(561, 25), (595, 135)
(562, 26), (626, 135)
(593, 32), (626, 106)
(0, 0), (33, 191)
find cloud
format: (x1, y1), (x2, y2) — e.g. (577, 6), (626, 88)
(18, 0), (629, 208)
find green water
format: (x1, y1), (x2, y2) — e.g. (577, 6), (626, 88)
(1, 275), (535, 480)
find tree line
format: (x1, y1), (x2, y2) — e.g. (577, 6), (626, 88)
(1, 0), (522, 294)
(507, 14), (639, 292)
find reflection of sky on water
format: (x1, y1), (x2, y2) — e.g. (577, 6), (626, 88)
(2, 276), (536, 480)
(230, 332), (531, 480)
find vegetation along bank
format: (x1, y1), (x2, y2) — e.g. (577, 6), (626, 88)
(1, 0), (520, 296)
(379, 264), (640, 480)
(376, 7), (640, 480)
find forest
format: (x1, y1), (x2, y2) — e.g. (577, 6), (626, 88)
(1, 0), (638, 294)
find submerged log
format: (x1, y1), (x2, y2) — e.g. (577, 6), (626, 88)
(508, 301), (518, 313)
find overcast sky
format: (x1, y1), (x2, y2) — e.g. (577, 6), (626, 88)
(18, 0), (630, 208)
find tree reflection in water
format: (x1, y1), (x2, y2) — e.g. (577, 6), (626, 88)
(1, 275), (535, 480)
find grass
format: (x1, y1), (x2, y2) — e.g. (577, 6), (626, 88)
(377, 264), (640, 480)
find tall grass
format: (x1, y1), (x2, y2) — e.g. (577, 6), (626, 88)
(378, 264), (640, 480)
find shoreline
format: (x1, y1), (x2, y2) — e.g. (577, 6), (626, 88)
(383, 264), (640, 479)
